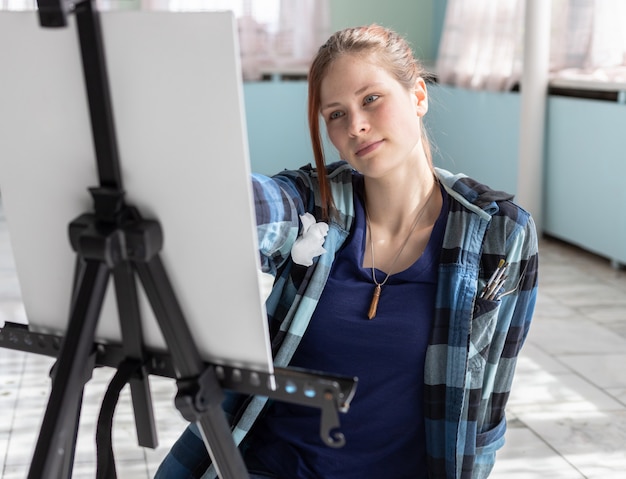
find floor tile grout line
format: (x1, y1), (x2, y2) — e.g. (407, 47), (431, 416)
(512, 416), (589, 479)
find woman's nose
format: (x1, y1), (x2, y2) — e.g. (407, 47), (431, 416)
(348, 112), (369, 136)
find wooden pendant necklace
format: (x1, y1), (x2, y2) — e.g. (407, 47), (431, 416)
(365, 184), (436, 319)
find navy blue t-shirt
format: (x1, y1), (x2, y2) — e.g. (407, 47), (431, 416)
(247, 181), (449, 479)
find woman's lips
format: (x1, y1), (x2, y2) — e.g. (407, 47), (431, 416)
(355, 140), (383, 157)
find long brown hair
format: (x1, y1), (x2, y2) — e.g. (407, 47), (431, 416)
(307, 24), (433, 219)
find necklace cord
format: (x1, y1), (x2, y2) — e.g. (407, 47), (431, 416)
(365, 182), (437, 319)
(366, 182), (437, 286)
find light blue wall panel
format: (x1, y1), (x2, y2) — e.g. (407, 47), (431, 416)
(243, 81), (311, 175)
(544, 96), (626, 264)
(243, 82), (626, 265)
(244, 82), (522, 195)
(425, 84), (521, 194)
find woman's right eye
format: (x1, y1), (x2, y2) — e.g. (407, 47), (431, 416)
(329, 110), (344, 120)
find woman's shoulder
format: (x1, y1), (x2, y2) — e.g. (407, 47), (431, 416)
(436, 167), (531, 224)
(262, 160), (355, 184)
(293, 160), (356, 181)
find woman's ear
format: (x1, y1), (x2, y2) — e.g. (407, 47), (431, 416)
(413, 77), (428, 117)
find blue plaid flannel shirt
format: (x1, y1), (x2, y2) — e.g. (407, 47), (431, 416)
(158, 161), (539, 479)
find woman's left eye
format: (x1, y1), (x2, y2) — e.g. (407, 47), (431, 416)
(364, 94), (379, 105)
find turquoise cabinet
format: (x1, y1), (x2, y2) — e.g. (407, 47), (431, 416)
(544, 96), (626, 265)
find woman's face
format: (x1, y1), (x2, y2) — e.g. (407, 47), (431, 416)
(319, 53), (428, 180)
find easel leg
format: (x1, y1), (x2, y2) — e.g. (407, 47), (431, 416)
(60, 384), (89, 479)
(112, 261), (157, 448)
(28, 260), (110, 479)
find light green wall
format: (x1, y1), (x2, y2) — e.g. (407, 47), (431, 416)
(329, 0), (440, 63)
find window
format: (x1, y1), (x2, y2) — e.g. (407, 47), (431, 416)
(551, 0), (626, 88)
(145, 0), (330, 80)
(437, 0), (626, 92)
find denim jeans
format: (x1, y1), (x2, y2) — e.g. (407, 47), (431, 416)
(154, 422), (278, 479)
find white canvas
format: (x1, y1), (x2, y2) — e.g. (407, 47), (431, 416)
(0, 10), (273, 374)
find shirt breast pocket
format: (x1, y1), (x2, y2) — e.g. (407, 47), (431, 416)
(468, 297), (501, 373)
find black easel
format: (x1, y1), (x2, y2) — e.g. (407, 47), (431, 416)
(0, 1), (358, 478)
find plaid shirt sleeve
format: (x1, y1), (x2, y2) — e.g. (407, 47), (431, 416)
(251, 171), (307, 276)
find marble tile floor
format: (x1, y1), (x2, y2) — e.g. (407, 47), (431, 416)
(1, 215), (626, 477)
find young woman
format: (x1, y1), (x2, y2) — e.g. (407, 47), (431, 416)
(156, 24), (538, 479)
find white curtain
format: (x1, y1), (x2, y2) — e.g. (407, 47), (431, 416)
(143, 0), (329, 80)
(551, 0), (626, 84)
(437, 0), (626, 91)
(436, 0), (525, 91)
(1, 0), (330, 81)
